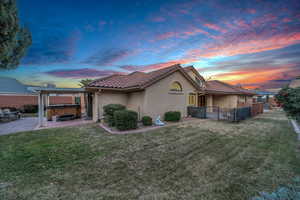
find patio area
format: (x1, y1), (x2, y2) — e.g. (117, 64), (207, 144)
(35, 87), (95, 128)
(36, 118), (94, 130)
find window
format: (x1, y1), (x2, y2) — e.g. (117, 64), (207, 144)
(170, 81), (182, 92)
(188, 93), (196, 106)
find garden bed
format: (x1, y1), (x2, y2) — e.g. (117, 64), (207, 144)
(100, 117), (198, 134)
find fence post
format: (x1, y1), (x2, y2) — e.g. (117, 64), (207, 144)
(217, 107), (220, 120)
(233, 108), (237, 122)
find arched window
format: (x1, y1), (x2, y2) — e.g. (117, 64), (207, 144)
(170, 81), (182, 92)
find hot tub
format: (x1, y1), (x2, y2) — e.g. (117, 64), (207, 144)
(46, 104), (81, 121)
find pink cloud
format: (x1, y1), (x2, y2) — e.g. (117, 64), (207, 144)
(187, 32), (300, 59)
(282, 18), (292, 23)
(156, 32), (178, 40)
(204, 23), (227, 33)
(251, 14), (277, 26)
(151, 16), (166, 22)
(121, 59), (196, 72)
(46, 68), (124, 78)
(247, 9), (256, 14)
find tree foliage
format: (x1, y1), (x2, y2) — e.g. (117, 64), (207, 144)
(78, 79), (94, 87)
(0, 0), (31, 69)
(276, 86), (300, 121)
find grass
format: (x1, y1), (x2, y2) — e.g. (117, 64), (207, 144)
(0, 110), (299, 200)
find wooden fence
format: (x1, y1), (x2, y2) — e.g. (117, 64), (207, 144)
(251, 103), (264, 117)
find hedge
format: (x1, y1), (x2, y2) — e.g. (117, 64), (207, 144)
(22, 105), (38, 113)
(114, 110), (138, 131)
(142, 116), (152, 126)
(164, 111), (181, 122)
(103, 104), (126, 126)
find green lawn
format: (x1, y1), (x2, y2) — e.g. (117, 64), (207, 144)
(0, 111), (299, 200)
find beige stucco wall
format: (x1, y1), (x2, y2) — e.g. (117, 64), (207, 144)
(93, 91), (128, 121)
(212, 95), (238, 108)
(143, 71), (197, 119)
(127, 91), (145, 120)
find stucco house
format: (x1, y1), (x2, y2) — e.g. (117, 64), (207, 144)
(289, 77), (300, 88)
(86, 64), (254, 121)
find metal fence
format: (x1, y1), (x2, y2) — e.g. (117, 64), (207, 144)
(187, 106), (252, 122)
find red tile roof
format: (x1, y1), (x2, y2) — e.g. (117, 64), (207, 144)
(184, 66), (206, 82)
(205, 80), (255, 95)
(88, 64), (202, 91)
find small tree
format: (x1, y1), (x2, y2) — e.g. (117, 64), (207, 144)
(276, 86), (300, 122)
(0, 0), (32, 69)
(78, 79), (93, 88)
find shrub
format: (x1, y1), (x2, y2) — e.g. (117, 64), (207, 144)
(114, 110), (138, 131)
(164, 111), (181, 122)
(103, 104), (126, 126)
(22, 104), (38, 113)
(142, 116), (152, 126)
(276, 87), (300, 122)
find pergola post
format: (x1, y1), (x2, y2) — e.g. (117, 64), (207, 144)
(45, 94), (49, 124)
(38, 93), (44, 127)
(93, 92), (99, 122)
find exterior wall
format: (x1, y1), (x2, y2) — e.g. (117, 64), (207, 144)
(143, 71), (197, 119)
(0, 94), (74, 109)
(212, 95), (238, 108)
(237, 95), (253, 107)
(289, 79), (300, 88)
(127, 91), (145, 120)
(96, 91), (128, 119)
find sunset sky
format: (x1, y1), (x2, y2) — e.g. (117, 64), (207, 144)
(1, 0), (300, 89)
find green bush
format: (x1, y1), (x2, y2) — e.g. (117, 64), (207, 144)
(142, 116), (152, 126)
(114, 110), (138, 131)
(164, 111), (181, 122)
(103, 104), (126, 126)
(276, 87), (300, 122)
(22, 104), (38, 113)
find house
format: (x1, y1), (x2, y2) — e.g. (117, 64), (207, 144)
(86, 64), (255, 121)
(0, 77), (76, 109)
(289, 77), (300, 88)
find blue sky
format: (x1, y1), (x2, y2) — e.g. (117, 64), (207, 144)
(1, 0), (300, 89)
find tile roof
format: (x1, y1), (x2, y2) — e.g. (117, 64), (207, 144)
(88, 64), (201, 90)
(205, 80), (255, 95)
(184, 66), (206, 82)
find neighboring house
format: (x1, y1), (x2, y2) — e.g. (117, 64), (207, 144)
(0, 77), (75, 109)
(289, 78), (300, 88)
(87, 64), (255, 121)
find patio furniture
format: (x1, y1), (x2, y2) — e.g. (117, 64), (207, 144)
(0, 108), (21, 122)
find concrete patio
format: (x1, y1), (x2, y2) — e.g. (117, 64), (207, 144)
(36, 118), (94, 130)
(0, 117), (38, 136)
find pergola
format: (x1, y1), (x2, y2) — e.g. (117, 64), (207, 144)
(35, 88), (90, 127)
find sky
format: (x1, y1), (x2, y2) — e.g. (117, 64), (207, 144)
(1, 0), (300, 89)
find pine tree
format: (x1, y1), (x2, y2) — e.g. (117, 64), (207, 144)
(0, 0), (31, 69)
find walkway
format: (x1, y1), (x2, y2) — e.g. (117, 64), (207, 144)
(0, 117), (38, 136)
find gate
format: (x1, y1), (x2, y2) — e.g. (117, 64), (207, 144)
(206, 106), (220, 120)
(187, 106), (206, 118)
